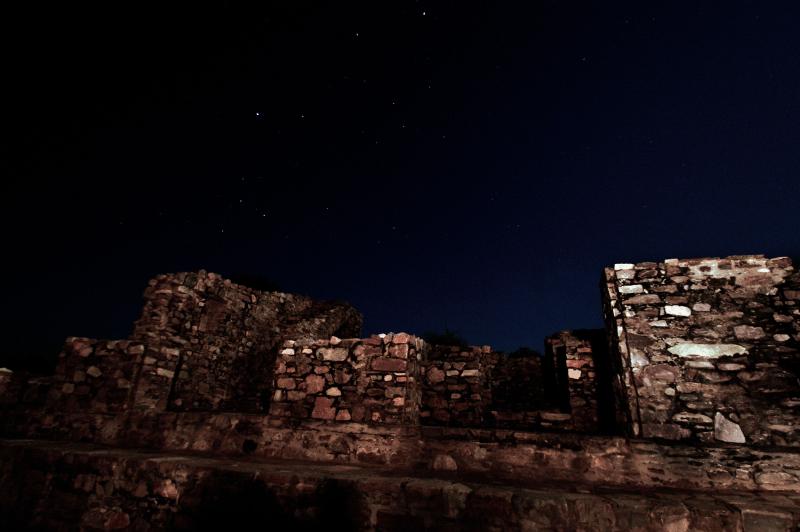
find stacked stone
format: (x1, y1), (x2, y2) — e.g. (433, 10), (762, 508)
(604, 255), (800, 446)
(129, 271), (361, 413)
(47, 337), (144, 414)
(0, 368), (20, 406)
(419, 345), (491, 427)
(268, 333), (421, 425)
(546, 332), (601, 432)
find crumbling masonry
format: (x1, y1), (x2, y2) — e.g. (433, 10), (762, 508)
(1, 255), (799, 530)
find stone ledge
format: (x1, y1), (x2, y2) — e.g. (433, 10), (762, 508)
(1, 439), (799, 531)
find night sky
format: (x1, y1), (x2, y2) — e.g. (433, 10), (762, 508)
(3, 3), (799, 372)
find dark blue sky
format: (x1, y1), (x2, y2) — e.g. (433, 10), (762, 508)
(3, 2), (799, 370)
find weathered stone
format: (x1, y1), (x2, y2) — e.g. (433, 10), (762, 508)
(311, 397), (336, 420)
(734, 325), (766, 340)
(371, 358), (407, 372)
(156, 368), (174, 379)
(431, 454), (458, 471)
(714, 412), (746, 443)
(541, 412), (572, 421)
(672, 412), (713, 424)
(717, 363), (747, 371)
(393, 332), (411, 344)
(426, 367), (445, 384)
(305, 374), (325, 394)
(276, 378), (296, 390)
(667, 343), (747, 358)
(620, 284), (644, 294)
(318, 347), (348, 362)
(625, 294), (661, 305)
(684, 360), (716, 369)
(665, 305), (692, 317)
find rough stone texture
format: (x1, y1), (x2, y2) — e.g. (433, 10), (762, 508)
(131, 271), (362, 413)
(545, 330), (617, 433)
(3, 440), (800, 532)
(46, 338), (143, 415)
(419, 344), (492, 427)
(603, 255), (800, 446)
(269, 333), (421, 426)
(3, 260), (800, 529)
(715, 411), (746, 443)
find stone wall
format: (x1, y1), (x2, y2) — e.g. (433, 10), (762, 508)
(269, 333), (422, 426)
(546, 330), (616, 433)
(5, 258), (800, 529)
(47, 337), (144, 414)
(130, 271), (362, 413)
(603, 255), (800, 446)
(418, 344), (585, 432)
(419, 345), (491, 427)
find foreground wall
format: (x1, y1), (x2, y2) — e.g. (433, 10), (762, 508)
(2, 439), (799, 531)
(603, 255), (800, 446)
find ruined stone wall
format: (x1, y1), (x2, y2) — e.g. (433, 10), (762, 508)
(604, 255), (800, 446)
(418, 340), (612, 432)
(545, 330), (616, 433)
(269, 333), (421, 425)
(129, 271), (361, 413)
(46, 337), (144, 415)
(546, 332), (595, 431)
(419, 345), (493, 427)
(484, 355), (549, 428)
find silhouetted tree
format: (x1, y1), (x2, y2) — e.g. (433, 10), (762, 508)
(507, 346), (542, 358)
(421, 327), (468, 347)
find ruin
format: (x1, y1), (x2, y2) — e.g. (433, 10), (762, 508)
(1, 254), (799, 530)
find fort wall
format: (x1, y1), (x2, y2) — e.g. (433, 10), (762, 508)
(603, 255), (800, 446)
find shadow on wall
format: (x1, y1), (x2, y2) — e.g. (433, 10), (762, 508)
(173, 473), (365, 531)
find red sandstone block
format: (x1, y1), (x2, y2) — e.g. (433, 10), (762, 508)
(388, 344), (409, 359)
(276, 378), (296, 390)
(393, 332), (411, 344)
(311, 397), (336, 420)
(304, 374), (325, 394)
(371, 358), (407, 372)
